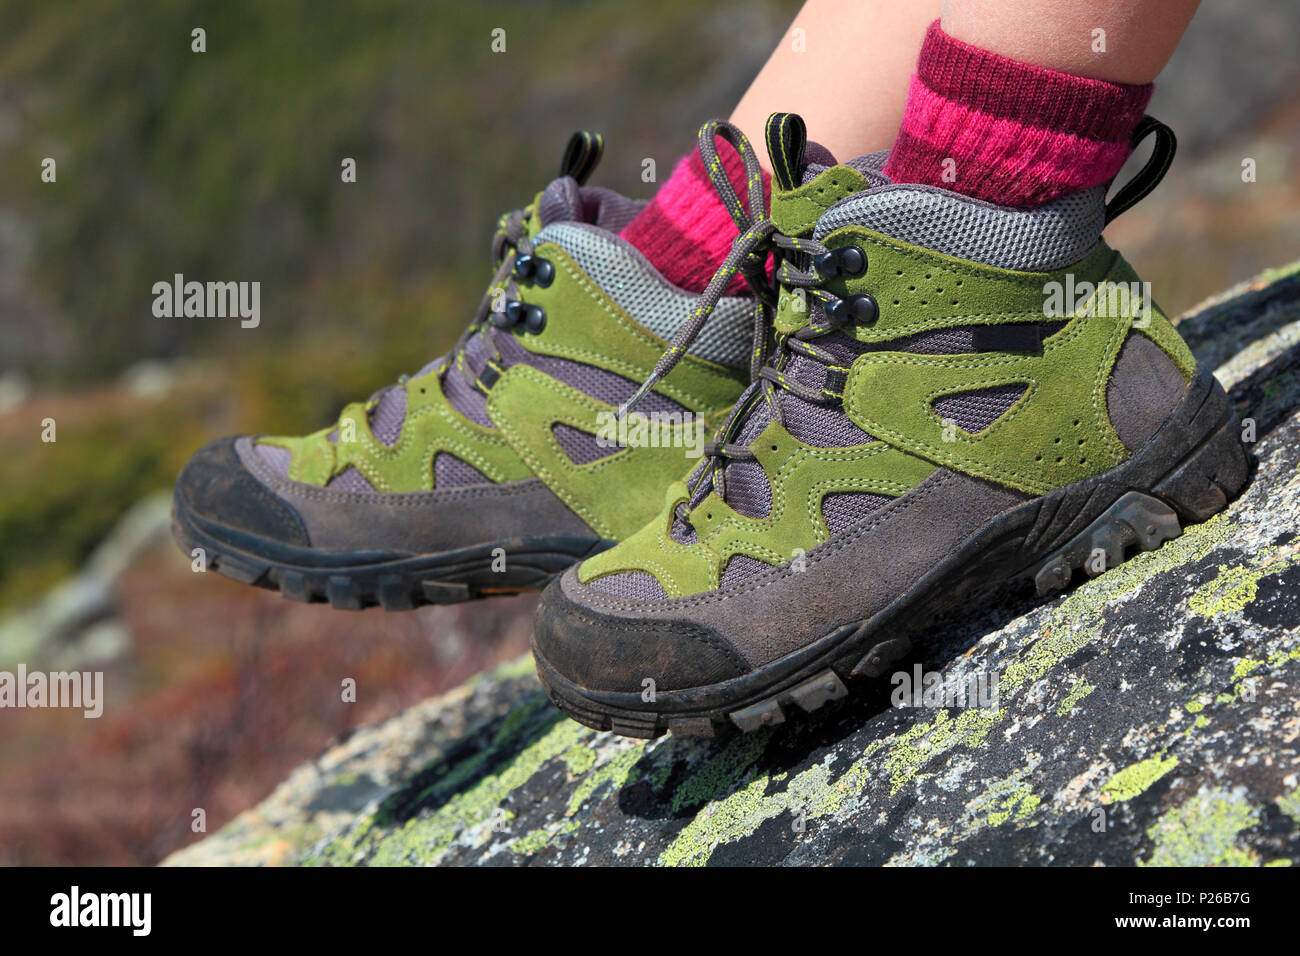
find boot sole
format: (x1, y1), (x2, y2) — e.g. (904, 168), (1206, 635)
(171, 491), (612, 610)
(533, 366), (1252, 739)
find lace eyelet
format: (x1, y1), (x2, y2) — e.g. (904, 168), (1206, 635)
(825, 292), (878, 327)
(533, 257), (555, 287)
(515, 254), (554, 287)
(522, 304), (547, 334)
(814, 245), (868, 280)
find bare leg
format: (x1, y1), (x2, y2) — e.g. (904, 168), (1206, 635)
(730, 0), (940, 167)
(941, 0), (1201, 85)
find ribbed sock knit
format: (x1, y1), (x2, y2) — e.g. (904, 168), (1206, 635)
(621, 142), (770, 295)
(883, 21), (1154, 207)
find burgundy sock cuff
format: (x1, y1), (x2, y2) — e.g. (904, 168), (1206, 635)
(915, 21), (1153, 144)
(884, 20), (1155, 207)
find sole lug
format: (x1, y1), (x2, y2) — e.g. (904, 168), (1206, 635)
(667, 716), (717, 738)
(729, 698), (785, 733)
(326, 575), (362, 610)
(278, 569), (310, 603)
(420, 580), (472, 605)
(377, 574), (414, 611)
(1032, 491), (1181, 596)
(609, 717), (659, 739)
(851, 635), (913, 679)
(788, 669), (848, 713)
(213, 552), (266, 586)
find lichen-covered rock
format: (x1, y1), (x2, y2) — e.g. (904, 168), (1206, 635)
(166, 265), (1300, 867)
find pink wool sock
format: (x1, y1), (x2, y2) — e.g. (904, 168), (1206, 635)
(883, 21), (1154, 208)
(621, 142), (770, 295)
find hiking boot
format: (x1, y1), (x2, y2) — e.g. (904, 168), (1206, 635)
(172, 129), (759, 609)
(532, 113), (1251, 738)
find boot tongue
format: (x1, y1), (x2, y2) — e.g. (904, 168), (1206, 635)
(692, 131), (883, 516)
(537, 175), (585, 226)
(770, 148), (893, 337)
(799, 140), (838, 181)
(769, 147), (873, 240)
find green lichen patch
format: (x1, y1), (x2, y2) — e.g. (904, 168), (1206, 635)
(567, 743), (646, 817)
(304, 698), (584, 865)
(1140, 787), (1258, 867)
(1102, 755), (1179, 803)
(1057, 680), (1095, 716)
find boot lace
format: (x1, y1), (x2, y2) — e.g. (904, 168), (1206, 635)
(619, 121), (877, 527)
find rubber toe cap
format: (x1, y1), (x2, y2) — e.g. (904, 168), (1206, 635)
(174, 437), (311, 547)
(532, 572), (749, 694)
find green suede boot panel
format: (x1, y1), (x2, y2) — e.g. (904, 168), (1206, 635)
(264, 366), (530, 491)
(520, 241), (747, 413)
(779, 231), (1114, 344)
(844, 232), (1116, 341)
(769, 165), (871, 238)
(577, 478), (714, 596)
(577, 422), (936, 598)
(770, 166), (872, 337)
(262, 428), (336, 486)
(842, 260), (1151, 496)
(488, 364), (721, 541)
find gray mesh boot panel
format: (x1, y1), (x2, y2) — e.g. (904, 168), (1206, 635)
(493, 330), (688, 415)
(814, 184), (1106, 272)
(820, 491), (893, 534)
(720, 553), (776, 587)
(588, 570), (668, 600)
(552, 423), (618, 465)
(932, 384), (1029, 434)
(433, 452), (490, 488)
(327, 466), (375, 492)
(535, 222), (754, 369)
(369, 386), (407, 446)
(255, 443), (293, 477)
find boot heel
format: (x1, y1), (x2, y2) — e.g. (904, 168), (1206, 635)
(1154, 409), (1251, 523)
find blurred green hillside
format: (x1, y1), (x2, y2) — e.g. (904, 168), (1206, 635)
(0, 0), (794, 381)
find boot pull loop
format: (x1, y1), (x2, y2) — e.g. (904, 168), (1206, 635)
(559, 131), (604, 185)
(1104, 116), (1177, 225)
(765, 112), (807, 193)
